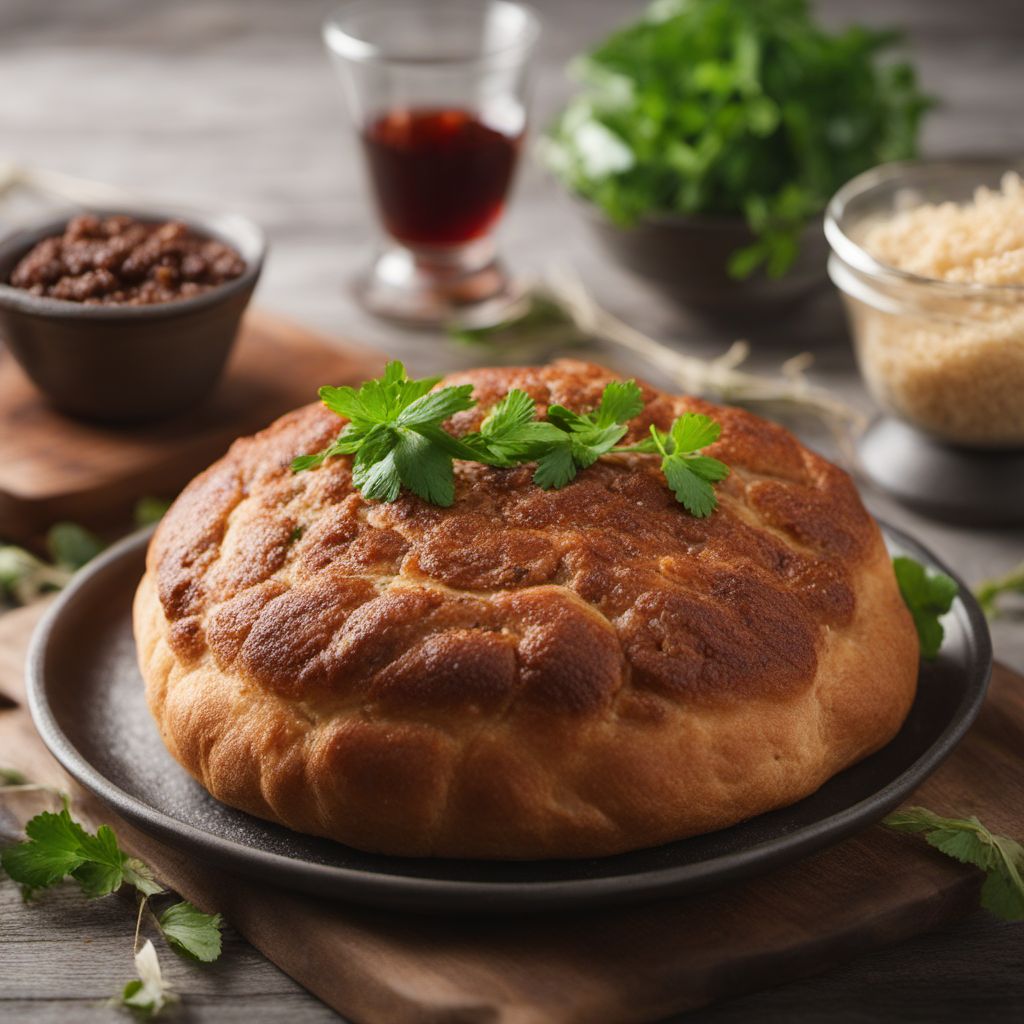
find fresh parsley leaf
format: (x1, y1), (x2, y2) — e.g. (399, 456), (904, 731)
(478, 390), (566, 465)
(3, 799), (223, 1017)
(661, 457), (719, 518)
(46, 522), (104, 571)
(974, 560), (1024, 619)
(70, 824), (129, 898)
(533, 445), (578, 490)
(157, 900), (224, 962)
(290, 452), (329, 472)
(119, 939), (177, 1017)
(884, 807), (1024, 921)
(0, 806), (164, 900)
(393, 431), (457, 506)
(1, 807), (94, 893)
(670, 411), (721, 452)
(592, 378), (645, 427)
(293, 363), (479, 507)
(124, 858), (165, 898)
(352, 442), (401, 503)
(893, 556), (958, 659)
(481, 389), (536, 438)
(0, 767), (27, 786)
(532, 380), (643, 488)
(395, 383), (475, 429)
(644, 414), (729, 517)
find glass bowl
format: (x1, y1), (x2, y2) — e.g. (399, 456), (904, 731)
(826, 159), (1024, 449)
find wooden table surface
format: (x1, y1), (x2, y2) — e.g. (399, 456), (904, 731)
(1, 0), (1022, 1021)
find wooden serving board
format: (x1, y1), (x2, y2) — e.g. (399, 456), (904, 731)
(0, 309), (383, 546)
(1, 600), (1020, 1024)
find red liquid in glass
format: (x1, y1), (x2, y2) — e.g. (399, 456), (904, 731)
(361, 107), (521, 247)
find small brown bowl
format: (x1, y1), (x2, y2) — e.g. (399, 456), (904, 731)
(576, 202), (828, 323)
(0, 207), (266, 423)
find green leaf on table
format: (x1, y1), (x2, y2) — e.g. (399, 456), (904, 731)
(893, 556), (958, 659)
(974, 560), (1024, 619)
(157, 900), (224, 962)
(0, 806), (161, 899)
(123, 857), (165, 898)
(884, 807), (1024, 921)
(0, 545), (70, 605)
(1, 807), (93, 893)
(46, 522), (104, 571)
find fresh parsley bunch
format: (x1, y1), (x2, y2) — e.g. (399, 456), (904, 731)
(292, 363), (730, 518)
(623, 413), (730, 518)
(543, 0), (932, 277)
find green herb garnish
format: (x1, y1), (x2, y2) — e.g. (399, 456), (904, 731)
(542, 0), (932, 278)
(974, 561), (1024, 619)
(293, 363), (730, 518)
(533, 378), (645, 489)
(291, 361), (478, 506)
(884, 807), (1024, 921)
(157, 900), (224, 963)
(625, 413), (730, 519)
(1, 789), (223, 1016)
(893, 556), (958, 660)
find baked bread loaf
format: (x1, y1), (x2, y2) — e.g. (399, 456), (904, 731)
(134, 360), (919, 859)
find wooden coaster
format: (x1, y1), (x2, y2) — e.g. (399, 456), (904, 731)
(0, 309), (383, 545)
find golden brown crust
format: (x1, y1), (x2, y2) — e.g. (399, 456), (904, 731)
(134, 359), (919, 858)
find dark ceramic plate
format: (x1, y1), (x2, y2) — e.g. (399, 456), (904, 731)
(27, 524), (991, 914)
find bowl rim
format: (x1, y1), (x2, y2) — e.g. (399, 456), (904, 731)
(0, 205), (267, 320)
(824, 156), (1024, 299)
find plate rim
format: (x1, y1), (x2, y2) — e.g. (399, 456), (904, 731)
(25, 521), (993, 912)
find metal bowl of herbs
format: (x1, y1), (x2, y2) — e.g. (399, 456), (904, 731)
(542, 0), (932, 321)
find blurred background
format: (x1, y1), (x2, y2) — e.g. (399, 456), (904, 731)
(2, 0), (1021, 355)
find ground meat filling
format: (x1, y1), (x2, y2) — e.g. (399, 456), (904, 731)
(9, 214), (246, 306)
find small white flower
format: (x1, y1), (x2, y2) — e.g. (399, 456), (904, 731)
(120, 940), (177, 1016)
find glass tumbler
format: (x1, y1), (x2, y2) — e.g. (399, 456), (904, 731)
(324, 0), (540, 327)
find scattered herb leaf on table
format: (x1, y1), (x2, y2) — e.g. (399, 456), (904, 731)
(1, 785), (223, 1017)
(884, 807), (1024, 922)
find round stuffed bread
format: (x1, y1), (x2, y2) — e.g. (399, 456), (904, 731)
(133, 359), (919, 859)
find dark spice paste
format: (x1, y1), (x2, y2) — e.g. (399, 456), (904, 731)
(9, 214), (246, 305)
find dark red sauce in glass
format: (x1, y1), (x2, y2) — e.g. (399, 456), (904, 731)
(361, 107), (521, 247)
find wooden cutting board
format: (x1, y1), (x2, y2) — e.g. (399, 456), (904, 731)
(1, 600), (1020, 1024)
(0, 309), (383, 546)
